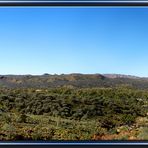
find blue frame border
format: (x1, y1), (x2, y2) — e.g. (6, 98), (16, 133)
(0, 141), (148, 145)
(0, 0), (147, 145)
(0, 1), (148, 6)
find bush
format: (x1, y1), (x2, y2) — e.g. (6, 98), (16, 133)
(16, 113), (27, 123)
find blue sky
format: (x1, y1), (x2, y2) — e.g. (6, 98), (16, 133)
(0, 7), (148, 76)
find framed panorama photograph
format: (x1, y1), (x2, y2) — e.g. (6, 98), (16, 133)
(0, 0), (147, 146)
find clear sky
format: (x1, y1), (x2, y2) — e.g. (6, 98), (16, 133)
(0, 7), (148, 76)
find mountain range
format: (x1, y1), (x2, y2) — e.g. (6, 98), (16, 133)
(0, 73), (148, 89)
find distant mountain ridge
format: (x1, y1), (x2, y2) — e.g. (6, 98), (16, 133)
(103, 74), (141, 79)
(0, 73), (148, 89)
(0, 73), (143, 78)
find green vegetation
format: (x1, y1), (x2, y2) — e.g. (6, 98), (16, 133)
(0, 86), (147, 140)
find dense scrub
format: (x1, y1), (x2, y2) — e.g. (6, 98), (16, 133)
(0, 86), (147, 140)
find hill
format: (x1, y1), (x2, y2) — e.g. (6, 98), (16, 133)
(0, 73), (148, 89)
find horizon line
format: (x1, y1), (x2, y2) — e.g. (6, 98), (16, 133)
(0, 73), (147, 78)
